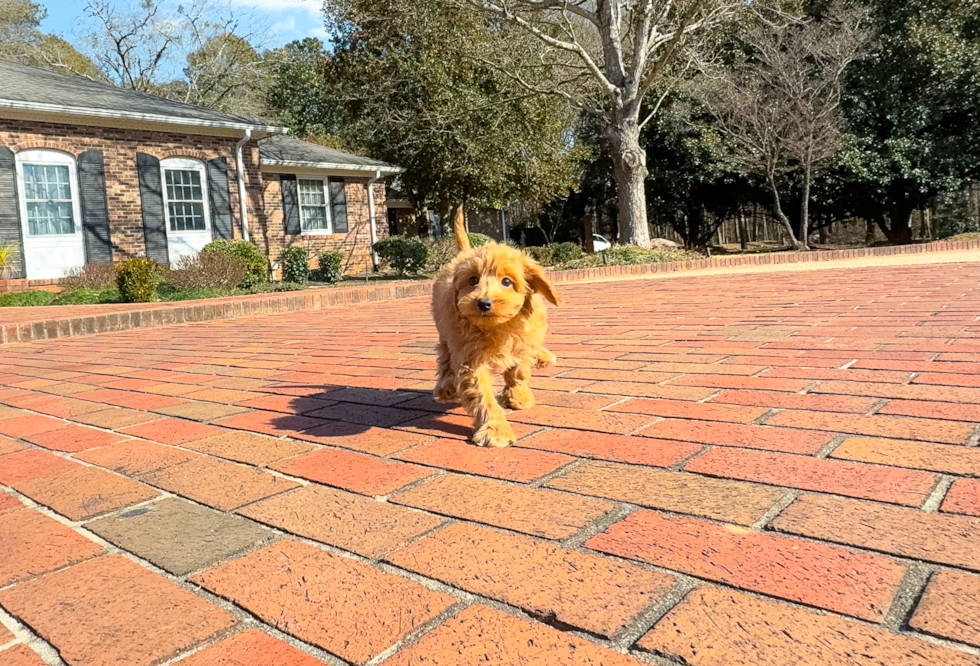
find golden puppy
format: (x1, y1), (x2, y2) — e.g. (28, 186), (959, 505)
(431, 206), (562, 447)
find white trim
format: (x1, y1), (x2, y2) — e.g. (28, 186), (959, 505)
(235, 129), (252, 242)
(15, 149), (85, 280)
(297, 177), (333, 235)
(261, 158), (404, 175)
(366, 171), (381, 270)
(160, 157), (211, 262)
(0, 99), (287, 134)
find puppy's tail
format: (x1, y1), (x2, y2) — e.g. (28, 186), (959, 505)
(454, 205), (470, 253)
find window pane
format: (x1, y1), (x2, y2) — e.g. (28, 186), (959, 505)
(164, 168), (207, 231)
(298, 179), (329, 231)
(23, 164), (75, 235)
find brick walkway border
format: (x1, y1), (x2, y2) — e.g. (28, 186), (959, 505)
(2, 238), (978, 346)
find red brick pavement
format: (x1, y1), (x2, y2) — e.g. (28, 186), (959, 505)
(1, 262), (979, 665)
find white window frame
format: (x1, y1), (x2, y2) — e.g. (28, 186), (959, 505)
(15, 149), (83, 239)
(297, 176), (334, 236)
(160, 157), (211, 236)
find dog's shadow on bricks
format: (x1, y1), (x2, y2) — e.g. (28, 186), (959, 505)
(265, 385), (473, 442)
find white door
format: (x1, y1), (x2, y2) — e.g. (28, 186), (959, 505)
(17, 150), (86, 280)
(161, 158), (211, 263)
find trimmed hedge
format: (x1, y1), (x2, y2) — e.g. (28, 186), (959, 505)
(279, 246), (310, 284)
(374, 236), (428, 274)
(116, 257), (158, 303)
(202, 239), (268, 288)
(317, 250), (344, 284)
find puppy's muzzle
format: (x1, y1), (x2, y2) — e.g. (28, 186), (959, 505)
(477, 298), (493, 313)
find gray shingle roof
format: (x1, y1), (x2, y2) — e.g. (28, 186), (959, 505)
(259, 135), (403, 173)
(0, 59), (283, 132)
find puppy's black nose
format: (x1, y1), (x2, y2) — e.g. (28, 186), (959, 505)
(477, 298), (493, 312)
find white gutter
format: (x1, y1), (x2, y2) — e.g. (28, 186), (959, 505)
(501, 209), (508, 242)
(366, 171), (382, 270)
(261, 158), (404, 174)
(235, 129), (252, 242)
(0, 99), (287, 134)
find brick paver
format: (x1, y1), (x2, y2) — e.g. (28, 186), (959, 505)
(1, 261), (980, 663)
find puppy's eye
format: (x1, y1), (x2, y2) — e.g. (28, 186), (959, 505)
(468, 276), (479, 286)
(501, 277), (513, 288)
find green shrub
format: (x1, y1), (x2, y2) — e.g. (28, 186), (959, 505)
(0, 290), (56, 307)
(50, 288), (119, 305)
(202, 239), (267, 288)
(61, 263), (117, 290)
(115, 257), (159, 303)
(279, 246), (310, 284)
(166, 252), (247, 291)
(550, 242), (584, 264)
(317, 250), (344, 284)
(246, 281), (306, 294)
(524, 245), (554, 266)
(467, 233), (492, 248)
(374, 236), (428, 274)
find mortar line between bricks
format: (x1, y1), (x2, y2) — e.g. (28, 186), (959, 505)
(611, 576), (700, 651)
(561, 503), (634, 549)
(904, 630), (980, 657)
(0, 604), (67, 666)
(882, 562), (935, 632)
(921, 475), (955, 512)
(751, 490), (801, 530)
(815, 433), (849, 459)
(527, 458), (585, 488)
(866, 398), (889, 416)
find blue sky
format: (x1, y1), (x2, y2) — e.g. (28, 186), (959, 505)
(39, 0), (329, 53)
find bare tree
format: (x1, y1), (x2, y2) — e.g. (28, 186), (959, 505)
(81, 0), (272, 115)
(455, 0), (745, 248)
(702, 3), (869, 248)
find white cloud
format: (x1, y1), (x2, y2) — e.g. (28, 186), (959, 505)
(309, 26), (329, 40)
(273, 16), (297, 32)
(229, 0), (322, 15)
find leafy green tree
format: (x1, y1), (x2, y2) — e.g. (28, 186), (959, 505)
(272, 0), (587, 228)
(0, 0), (101, 78)
(839, 0), (980, 243)
(267, 38), (335, 137)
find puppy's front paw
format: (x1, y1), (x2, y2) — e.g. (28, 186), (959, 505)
(533, 348), (556, 369)
(502, 384), (535, 410)
(433, 378), (458, 403)
(472, 419), (516, 448)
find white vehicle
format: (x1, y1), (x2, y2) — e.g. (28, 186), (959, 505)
(592, 234), (612, 252)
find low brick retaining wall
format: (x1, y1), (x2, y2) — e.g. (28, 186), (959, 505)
(2, 238), (978, 345)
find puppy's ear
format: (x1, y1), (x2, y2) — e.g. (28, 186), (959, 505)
(522, 256), (563, 306)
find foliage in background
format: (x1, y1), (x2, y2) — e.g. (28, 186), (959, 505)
(115, 256), (159, 303)
(837, 0), (980, 243)
(316, 250), (344, 284)
(0, 0), (101, 77)
(276, 0), (587, 229)
(374, 236), (428, 275)
(201, 239), (267, 288)
(279, 246), (309, 284)
(60, 263), (117, 290)
(165, 252), (247, 291)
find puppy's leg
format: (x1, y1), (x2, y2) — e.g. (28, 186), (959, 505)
(533, 348), (556, 369)
(502, 359), (535, 410)
(458, 365), (515, 448)
(433, 341), (457, 403)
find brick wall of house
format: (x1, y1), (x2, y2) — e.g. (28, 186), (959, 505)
(0, 118), (259, 259)
(257, 175), (389, 275)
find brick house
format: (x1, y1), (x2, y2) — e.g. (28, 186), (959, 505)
(0, 59), (402, 284)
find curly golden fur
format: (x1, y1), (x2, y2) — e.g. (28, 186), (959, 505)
(431, 206), (562, 447)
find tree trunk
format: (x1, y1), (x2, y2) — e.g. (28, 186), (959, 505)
(766, 174), (805, 249)
(800, 162), (812, 248)
(583, 210), (594, 253)
(738, 212), (748, 250)
(878, 199), (914, 245)
(609, 117), (651, 248)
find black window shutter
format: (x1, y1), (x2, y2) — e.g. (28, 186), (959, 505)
(280, 174), (301, 235)
(329, 178), (348, 233)
(77, 149), (113, 264)
(136, 152), (169, 265)
(207, 156), (233, 240)
(0, 145), (25, 278)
